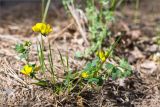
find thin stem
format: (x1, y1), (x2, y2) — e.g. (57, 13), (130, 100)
(42, 0), (51, 23)
(66, 52), (69, 72)
(41, 0), (45, 19)
(36, 36), (45, 73)
(48, 42), (55, 83)
(110, 0), (116, 10)
(58, 49), (66, 73)
(33, 75), (42, 81)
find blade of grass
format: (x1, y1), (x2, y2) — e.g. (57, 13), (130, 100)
(65, 71), (72, 94)
(106, 36), (121, 58)
(58, 49), (66, 73)
(49, 42), (54, 73)
(66, 51), (69, 72)
(37, 38), (45, 73)
(48, 42), (55, 83)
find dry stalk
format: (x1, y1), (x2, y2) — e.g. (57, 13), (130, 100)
(48, 21), (74, 41)
(67, 3), (89, 45)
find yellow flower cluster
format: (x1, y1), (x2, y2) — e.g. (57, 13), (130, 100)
(81, 71), (89, 78)
(21, 65), (33, 76)
(96, 50), (106, 62)
(32, 23), (53, 36)
(21, 64), (40, 76)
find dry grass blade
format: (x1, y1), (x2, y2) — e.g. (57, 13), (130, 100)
(48, 21), (74, 41)
(67, 3), (89, 45)
(0, 34), (23, 43)
(1, 58), (27, 86)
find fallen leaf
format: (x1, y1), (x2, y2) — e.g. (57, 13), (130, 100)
(130, 47), (145, 59)
(130, 30), (141, 40)
(140, 60), (158, 74)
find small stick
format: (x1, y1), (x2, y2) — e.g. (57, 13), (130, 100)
(48, 21), (74, 41)
(144, 83), (160, 93)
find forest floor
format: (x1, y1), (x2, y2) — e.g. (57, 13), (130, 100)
(0, 0), (160, 107)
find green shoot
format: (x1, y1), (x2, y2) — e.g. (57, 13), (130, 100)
(48, 42), (55, 83)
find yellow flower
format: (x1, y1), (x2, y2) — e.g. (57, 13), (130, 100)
(81, 72), (89, 78)
(96, 50), (106, 62)
(32, 23), (53, 36)
(21, 65), (33, 76)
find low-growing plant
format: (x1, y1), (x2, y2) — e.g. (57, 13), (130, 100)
(84, 0), (113, 56)
(15, 41), (32, 63)
(62, 0), (118, 57)
(80, 37), (132, 87)
(15, 0), (132, 96)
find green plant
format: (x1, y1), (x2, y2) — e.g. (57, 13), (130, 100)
(15, 41), (32, 63)
(105, 59), (132, 80)
(65, 0), (117, 58)
(80, 37), (132, 87)
(14, 0), (132, 96)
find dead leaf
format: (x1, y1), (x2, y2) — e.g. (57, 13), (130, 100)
(130, 30), (141, 40)
(141, 60), (158, 74)
(130, 47), (145, 59)
(146, 44), (158, 53)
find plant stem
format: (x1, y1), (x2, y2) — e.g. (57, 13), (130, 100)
(41, 0), (45, 20)
(48, 42), (55, 83)
(42, 0), (51, 23)
(111, 0), (116, 10)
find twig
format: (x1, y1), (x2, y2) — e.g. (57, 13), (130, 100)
(144, 83), (160, 93)
(48, 21), (74, 41)
(67, 3), (89, 45)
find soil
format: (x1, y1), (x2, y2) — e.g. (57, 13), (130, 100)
(0, 0), (160, 107)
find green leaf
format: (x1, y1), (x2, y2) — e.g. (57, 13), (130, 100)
(88, 78), (99, 84)
(123, 70), (132, 77)
(15, 44), (25, 53)
(120, 59), (132, 71)
(84, 62), (92, 70)
(91, 58), (99, 66)
(24, 41), (32, 47)
(30, 72), (36, 78)
(97, 77), (103, 86)
(111, 67), (122, 80)
(119, 59), (132, 78)
(75, 51), (83, 58)
(20, 53), (27, 59)
(88, 77), (103, 86)
(105, 63), (114, 70)
(33, 80), (48, 87)
(64, 70), (73, 84)
(111, 72), (117, 80)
